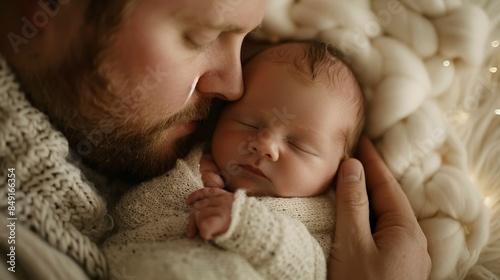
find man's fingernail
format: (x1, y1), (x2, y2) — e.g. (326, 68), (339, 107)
(342, 160), (362, 182)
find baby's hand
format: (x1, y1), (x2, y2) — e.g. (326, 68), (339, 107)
(186, 188), (234, 240)
(200, 154), (225, 188)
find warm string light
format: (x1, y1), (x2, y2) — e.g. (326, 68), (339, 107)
(491, 42), (499, 122)
(484, 196), (493, 208)
(491, 40), (499, 75)
(443, 60), (450, 67)
(454, 109), (470, 126)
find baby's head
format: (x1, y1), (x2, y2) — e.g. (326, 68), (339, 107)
(211, 41), (365, 197)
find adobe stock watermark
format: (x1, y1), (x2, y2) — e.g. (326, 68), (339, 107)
(6, 168), (17, 273)
(76, 61), (172, 157)
(395, 57), (500, 175)
(219, 106), (297, 185)
(395, 128), (447, 175)
(443, 68), (499, 126)
(7, 0), (71, 54)
(333, 0), (403, 61)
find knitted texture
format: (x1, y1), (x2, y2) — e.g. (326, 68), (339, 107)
(215, 190), (330, 279)
(251, 1), (498, 279)
(0, 56), (110, 279)
(104, 146), (335, 280)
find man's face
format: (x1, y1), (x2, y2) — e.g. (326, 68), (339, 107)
(21, 0), (265, 180)
(211, 44), (355, 197)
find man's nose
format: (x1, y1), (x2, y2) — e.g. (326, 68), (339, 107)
(196, 43), (243, 101)
(248, 131), (280, 162)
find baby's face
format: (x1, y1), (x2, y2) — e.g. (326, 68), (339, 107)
(211, 44), (357, 197)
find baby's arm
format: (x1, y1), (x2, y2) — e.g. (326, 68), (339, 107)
(186, 187), (233, 239)
(189, 153), (231, 239)
(187, 189), (326, 280)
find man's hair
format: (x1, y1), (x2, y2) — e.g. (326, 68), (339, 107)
(83, 0), (137, 67)
(85, 1), (136, 29)
(297, 40), (366, 158)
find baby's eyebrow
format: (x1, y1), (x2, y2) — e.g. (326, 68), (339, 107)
(295, 131), (325, 151)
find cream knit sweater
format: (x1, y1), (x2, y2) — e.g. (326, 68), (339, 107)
(0, 56), (111, 279)
(104, 146), (336, 280)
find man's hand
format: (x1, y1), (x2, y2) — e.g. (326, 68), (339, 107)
(330, 137), (431, 280)
(200, 154), (225, 188)
(186, 188), (234, 240)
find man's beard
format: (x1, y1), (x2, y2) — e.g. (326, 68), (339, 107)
(17, 45), (212, 183)
(67, 97), (212, 182)
(66, 98), (212, 182)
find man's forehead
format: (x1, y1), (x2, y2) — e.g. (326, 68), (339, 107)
(189, 0), (265, 32)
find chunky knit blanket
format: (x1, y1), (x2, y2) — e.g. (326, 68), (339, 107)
(0, 56), (111, 279)
(103, 146), (335, 280)
(251, 0), (500, 279)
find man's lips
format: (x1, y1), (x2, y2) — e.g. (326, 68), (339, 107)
(239, 164), (268, 179)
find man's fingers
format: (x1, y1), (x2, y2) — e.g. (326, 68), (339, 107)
(356, 136), (394, 188)
(334, 158), (373, 249)
(356, 136), (414, 218)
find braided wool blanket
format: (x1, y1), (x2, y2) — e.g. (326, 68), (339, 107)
(0, 56), (111, 279)
(251, 0), (500, 279)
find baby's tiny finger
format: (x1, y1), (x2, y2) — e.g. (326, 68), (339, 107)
(202, 171), (225, 188)
(193, 198), (210, 209)
(187, 212), (198, 238)
(187, 187), (226, 205)
(198, 215), (227, 240)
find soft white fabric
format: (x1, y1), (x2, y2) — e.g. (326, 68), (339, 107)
(103, 146), (335, 280)
(0, 56), (111, 279)
(252, 1), (500, 279)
